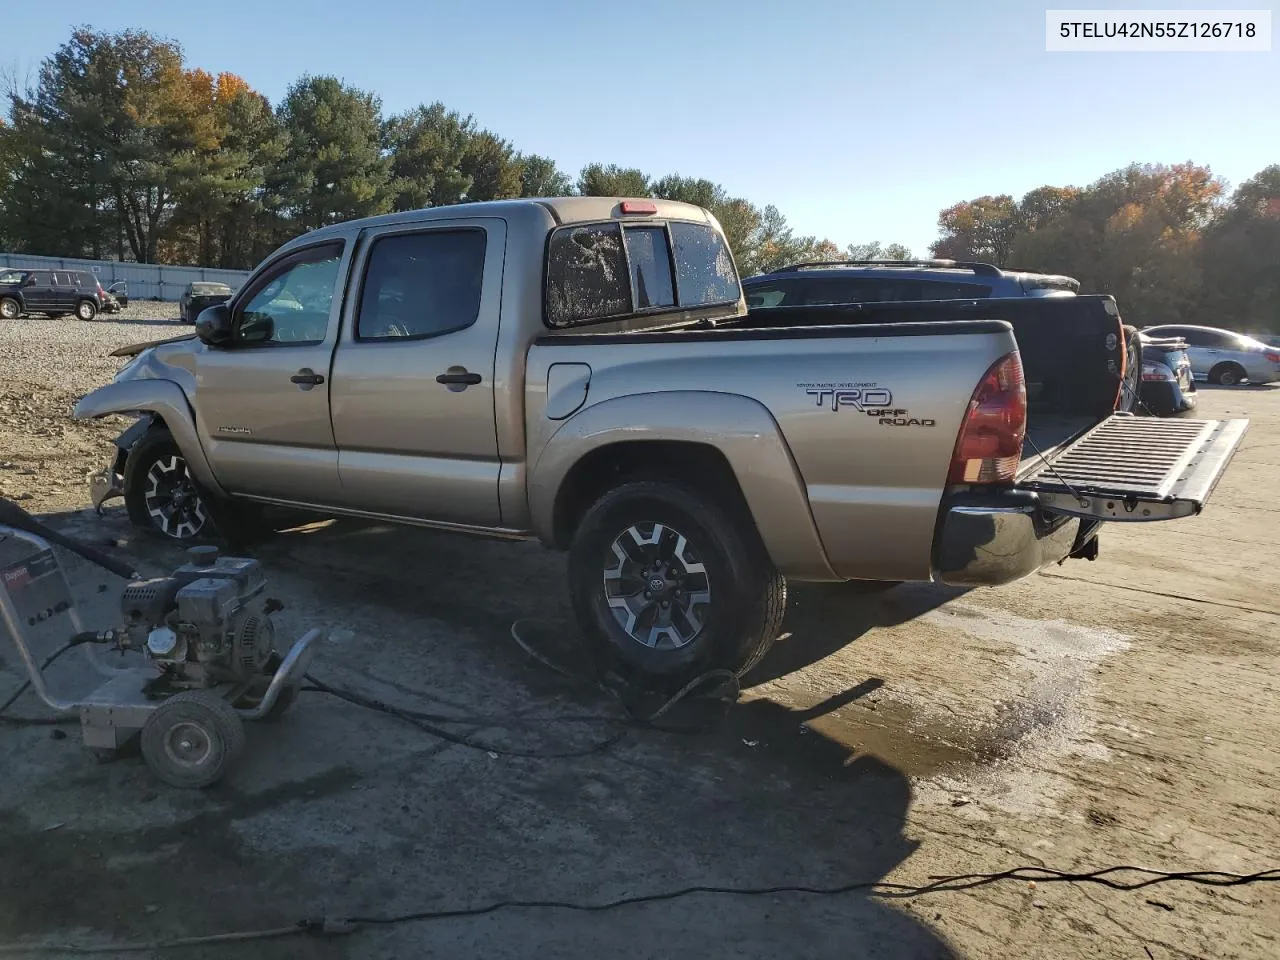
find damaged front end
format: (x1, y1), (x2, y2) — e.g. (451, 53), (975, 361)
(89, 415), (153, 514)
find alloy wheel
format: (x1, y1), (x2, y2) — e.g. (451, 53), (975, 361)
(602, 521), (712, 650)
(143, 455), (209, 539)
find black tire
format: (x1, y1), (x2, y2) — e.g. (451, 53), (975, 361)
(124, 429), (216, 542)
(124, 427), (267, 546)
(0, 297), (19, 320)
(568, 479), (787, 692)
(75, 299), (98, 321)
(1121, 325), (1143, 412)
(1209, 362), (1246, 387)
(140, 690), (244, 789)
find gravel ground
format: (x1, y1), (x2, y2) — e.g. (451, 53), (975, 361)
(0, 305), (188, 504)
(1, 319), (1278, 959)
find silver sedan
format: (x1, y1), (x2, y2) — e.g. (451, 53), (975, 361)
(1142, 324), (1280, 386)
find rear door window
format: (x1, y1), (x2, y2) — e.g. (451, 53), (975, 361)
(356, 229), (487, 340)
(744, 283), (792, 308)
(907, 280), (992, 300)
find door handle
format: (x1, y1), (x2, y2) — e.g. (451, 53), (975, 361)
(436, 370), (482, 387)
(290, 368), (325, 387)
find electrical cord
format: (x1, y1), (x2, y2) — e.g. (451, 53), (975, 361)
(2, 865), (1276, 955)
(301, 673), (627, 759)
(298, 618), (741, 759)
(0, 633), (99, 725)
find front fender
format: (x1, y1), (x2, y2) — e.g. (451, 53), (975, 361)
(74, 380), (226, 498)
(529, 391), (839, 581)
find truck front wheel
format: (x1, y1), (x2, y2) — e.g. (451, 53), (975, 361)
(123, 428), (264, 545)
(568, 479), (787, 693)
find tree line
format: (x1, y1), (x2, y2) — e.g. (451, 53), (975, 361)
(930, 162), (1280, 331)
(0, 28), (910, 279)
(3, 28), (1275, 332)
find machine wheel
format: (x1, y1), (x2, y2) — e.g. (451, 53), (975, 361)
(1209, 362), (1246, 387)
(76, 299), (98, 321)
(568, 478), (787, 692)
(0, 297), (19, 320)
(140, 691), (245, 789)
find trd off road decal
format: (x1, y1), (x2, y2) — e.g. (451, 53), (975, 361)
(798, 383), (936, 427)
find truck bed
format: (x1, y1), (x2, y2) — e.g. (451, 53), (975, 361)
(737, 295), (1129, 463)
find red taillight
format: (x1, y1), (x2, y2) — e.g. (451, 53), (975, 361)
(1266, 350), (1280, 364)
(947, 352), (1027, 486)
(619, 200), (657, 215)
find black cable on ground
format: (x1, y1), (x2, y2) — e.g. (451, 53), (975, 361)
(302, 673), (627, 760)
(0, 633), (99, 725)
(2, 865), (1277, 955)
(298, 618), (742, 758)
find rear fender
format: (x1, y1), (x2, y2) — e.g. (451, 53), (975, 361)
(529, 391), (839, 581)
(73, 380), (226, 498)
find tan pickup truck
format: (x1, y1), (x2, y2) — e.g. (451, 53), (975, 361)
(75, 197), (1248, 689)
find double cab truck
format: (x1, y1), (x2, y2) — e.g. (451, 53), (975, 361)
(75, 197), (1249, 689)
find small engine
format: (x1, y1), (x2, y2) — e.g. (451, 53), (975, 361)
(117, 545), (280, 691)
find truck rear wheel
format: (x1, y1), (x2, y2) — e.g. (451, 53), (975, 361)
(568, 479), (786, 693)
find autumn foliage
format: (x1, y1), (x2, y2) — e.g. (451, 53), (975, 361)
(931, 163), (1279, 330)
(1, 28), (1275, 333)
(0, 27), (910, 275)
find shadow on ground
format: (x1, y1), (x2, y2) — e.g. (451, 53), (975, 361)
(0, 508), (968, 958)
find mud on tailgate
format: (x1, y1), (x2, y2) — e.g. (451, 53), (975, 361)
(1017, 414), (1249, 521)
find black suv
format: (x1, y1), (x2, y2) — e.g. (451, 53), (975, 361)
(743, 259), (1145, 414)
(0, 268), (102, 321)
(741, 259), (1081, 306)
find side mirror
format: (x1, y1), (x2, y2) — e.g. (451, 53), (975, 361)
(194, 302), (234, 346)
(24, 276), (36, 287)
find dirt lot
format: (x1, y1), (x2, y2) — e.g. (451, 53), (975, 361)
(1, 313), (1278, 959)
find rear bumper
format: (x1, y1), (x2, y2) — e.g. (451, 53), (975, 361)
(1139, 380), (1197, 416)
(933, 490), (1087, 587)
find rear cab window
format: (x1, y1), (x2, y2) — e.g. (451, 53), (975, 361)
(544, 218), (739, 328)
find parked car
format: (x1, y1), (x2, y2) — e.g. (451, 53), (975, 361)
(741, 258), (1082, 305)
(179, 282), (233, 323)
(1141, 324), (1280, 386)
(98, 280), (128, 313)
(742, 259), (1144, 413)
(1137, 333), (1197, 416)
(75, 197), (1249, 690)
(0, 268), (101, 320)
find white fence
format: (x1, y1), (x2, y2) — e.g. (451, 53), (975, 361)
(0, 252), (251, 302)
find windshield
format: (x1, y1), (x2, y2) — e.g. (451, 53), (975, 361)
(0, 270), (29, 284)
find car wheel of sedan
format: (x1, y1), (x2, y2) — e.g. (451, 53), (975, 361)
(76, 299), (98, 321)
(568, 478), (787, 693)
(0, 297), (19, 320)
(1210, 362), (1246, 387)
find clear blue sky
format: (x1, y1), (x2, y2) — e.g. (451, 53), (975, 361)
(5, 0), (1277, 255)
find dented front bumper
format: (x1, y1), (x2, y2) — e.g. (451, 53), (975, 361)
(87, 415), (153, 514)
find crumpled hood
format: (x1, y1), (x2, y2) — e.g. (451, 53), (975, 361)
(109, 332), (197, 358)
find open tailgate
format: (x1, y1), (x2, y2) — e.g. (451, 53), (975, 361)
(1018, 414), (1249, 521)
